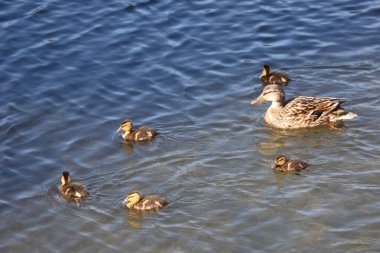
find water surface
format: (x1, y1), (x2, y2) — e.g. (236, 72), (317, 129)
(1, 0), (380, 252)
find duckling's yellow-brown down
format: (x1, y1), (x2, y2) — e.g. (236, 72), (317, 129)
(124, 191), (168, 211)
(260, 65), (290, 85)
(273, 154), (310, 172)
(59, 171), (89, 201)
(115, 119), (157, 141)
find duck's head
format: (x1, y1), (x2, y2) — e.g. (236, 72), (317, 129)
(114, 119), (133, 138)
(275, 154), (289, 166)
(250, 84), (285, 105)
(124, 191), (141, 209)
(61, 171), (71, 186)
(260, 65), (271, 80)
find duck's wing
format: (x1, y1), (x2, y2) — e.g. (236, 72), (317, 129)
(65, 184), (89, 199)
(129, 126), (157, 141)
(290, 159), (311, 171)
(138, 195), (168, 210)
(268, 73), (290, 84)
(284, 96), (344, 120)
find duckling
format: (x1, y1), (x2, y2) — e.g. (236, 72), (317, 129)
(260, 65), (290, 85)
(123, 191), (168, 211)
(273, 154), (310, 172)
(59, 171), (89, 203)
(114, 119), (157, 141)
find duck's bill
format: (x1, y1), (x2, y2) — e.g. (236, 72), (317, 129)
(113, 127), (122, 138)
(250, 95), (264, 105)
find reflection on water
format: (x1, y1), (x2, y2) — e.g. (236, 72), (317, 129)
(1, 0), (380, 252)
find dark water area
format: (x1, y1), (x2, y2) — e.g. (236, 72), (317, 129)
(1, 0), (380, 252)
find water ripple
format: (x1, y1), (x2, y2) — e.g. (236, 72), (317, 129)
(1, 0), (380, 252)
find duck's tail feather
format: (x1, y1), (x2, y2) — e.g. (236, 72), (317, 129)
(334, 112), (357, 121)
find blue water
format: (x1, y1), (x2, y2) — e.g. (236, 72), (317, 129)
(1, 0), (380, 252)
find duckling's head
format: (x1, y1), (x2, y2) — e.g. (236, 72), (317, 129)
(250, 84), (285, 105)
(124, 191), (141, 209)
(275, 154), (289, 166)
(115, 119), (133, 137)
(61, 171), (71, 186)
(260, 65), (271, 79)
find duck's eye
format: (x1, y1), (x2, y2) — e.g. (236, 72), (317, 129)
(276, 156), (286, 165)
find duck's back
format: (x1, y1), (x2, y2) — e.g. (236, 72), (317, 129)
(133, 195), (168, 211)
(271, 73), (289, 84)
(287, 159), (310, 171)
(285, 96), (343, 114)
(262, 72), (290, 85)
(280, 96), (345, 128)
(275, 159), (310, 172)
(59, 183), (89, 199)
(127, 126), (157, 141)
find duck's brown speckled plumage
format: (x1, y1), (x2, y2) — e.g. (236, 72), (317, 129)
(251, 84), (357, 129)
(59, 171), (89, 202)
(273, 154), (310, 172)
(260, 65), (290, 86)
(115, 119), (157, 141)
(124, 192), (168, 211)
(125, 125), (157, 141)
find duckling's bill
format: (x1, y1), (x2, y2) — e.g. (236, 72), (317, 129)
(113, 126), (122, 138)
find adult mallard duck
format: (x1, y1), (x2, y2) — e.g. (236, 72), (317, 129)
(123, 191), (168, 211)
(250, 84), (357, 129)
(114, 119), (157, 141)
(273, 154), (310, 173)
(59, 171), (89, 203)
(260, 65), (290, 85)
